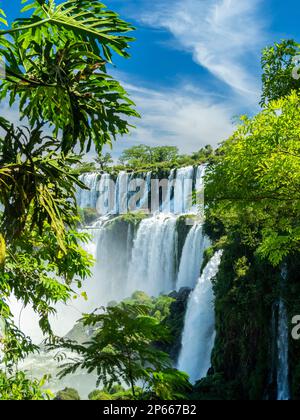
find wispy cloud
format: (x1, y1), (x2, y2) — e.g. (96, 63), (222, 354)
(138, 0), (267, 101)
(103, 76), (235, 159)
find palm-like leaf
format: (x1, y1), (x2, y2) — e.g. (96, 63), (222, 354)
(0, 1), (139, 153)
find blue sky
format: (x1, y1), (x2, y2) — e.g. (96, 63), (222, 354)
(2, 0), (300, 157)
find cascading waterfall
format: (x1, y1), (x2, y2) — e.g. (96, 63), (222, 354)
(77, 173), (100, 209)
(277, 266), (290, 401)
(138, 171), (151, 210)
(176, 224), (210, 290)
(12, 165), (208, 341)
(12, 164), (215, 398)
(126, 214), (178, 297)
(162, 169), (176, 213)
(177, 251), (223, 384)
(173, 166), (194, 214)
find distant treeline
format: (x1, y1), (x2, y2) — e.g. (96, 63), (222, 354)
(75, 144), (217, 174)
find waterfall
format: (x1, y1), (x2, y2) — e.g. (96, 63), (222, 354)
(77, 173), (100, 209)
(77, 165), (204, 216)
(162, 169), (176, 213)
(277, 298), (290, 400)
(11, 164), (214, 396)
(176, 224), (210, 290)
(177, 251), (222, 384)
(126, 214), (177, 297)
(173, 166), (194, 214)
(138, 171), (151, 210)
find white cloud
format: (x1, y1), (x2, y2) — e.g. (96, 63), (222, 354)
(138, 0), (266, 101)
(103, 79), (235, 159)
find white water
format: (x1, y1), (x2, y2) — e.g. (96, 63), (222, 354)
(176, 224), (210, 290)
(177, 251), (222, 384)
(277, 298), (290, 401)
(173, 166), (194, 214)
(77, 173), (100, 209)
(126, 214), (177, 297)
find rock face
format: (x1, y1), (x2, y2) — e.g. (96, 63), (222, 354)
(54, 388), (81, 400)
(166, 288), (192, 362)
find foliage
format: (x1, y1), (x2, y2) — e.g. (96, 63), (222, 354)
(0, 226), (93, 368)
(0, 370), (52, 400)
(88, 390), (112, 400)
(0, 0), (137, 399)
(261, 40), (300, 105)
(54, 387), (80, 400)
(0, 119), (85, 247)
(74, 162), (97, 175)
(74, 144), (216, 175)
(205, 91), (300, 266)
(55, 302), (191, 400)
(119, 145), (179, 167)
(95, 153), (113, 170)
(201, 41), (300, 400)
(0, 0), (139, 154)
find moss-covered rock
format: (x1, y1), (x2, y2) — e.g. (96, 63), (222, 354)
(54, 388), (80, 400)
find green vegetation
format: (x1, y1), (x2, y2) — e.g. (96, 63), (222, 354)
(0, 371), (52, 400)
(119, 145), (180, 167)
(200, 39), (300, 400)
(55, 301), (191, 400)
(0, 0), (299, 401)
(54, 388), (80, 401)
(0, 0), (137, 399)
(261, 40), (300, 105)
(75, 144), (216, 175)
(95, 153), (114, 171)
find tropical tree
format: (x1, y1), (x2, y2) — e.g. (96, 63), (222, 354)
(0, 0), (139, 153)
(0, 0), (138, 396)
(55, 302), (191, 400)
(205, 91), (300, 266)
(261, 40), (300, 105)
(0, 371), (52, 400)
(119, 145), (179, 167)
(95, 152), (113, 170)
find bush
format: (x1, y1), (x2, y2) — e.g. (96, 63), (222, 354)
(54, 388), (80, 401)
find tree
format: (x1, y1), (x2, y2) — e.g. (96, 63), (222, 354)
(0, 371), (52, 400)
(261, 40), (300, 105)
(191, 145), (214, 161)
(55, 302), (191, 400)
(95, 153), (113, 170)
(0, 0), (138, 395)
(205, 91), (300, 266)
(152, 146), (179, 163)
(119, 145), (153, 166)
(119, 145), (179, 167)
(0, 0), (139, 154)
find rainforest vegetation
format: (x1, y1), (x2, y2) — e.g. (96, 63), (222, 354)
(0, 0), (300, 401)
